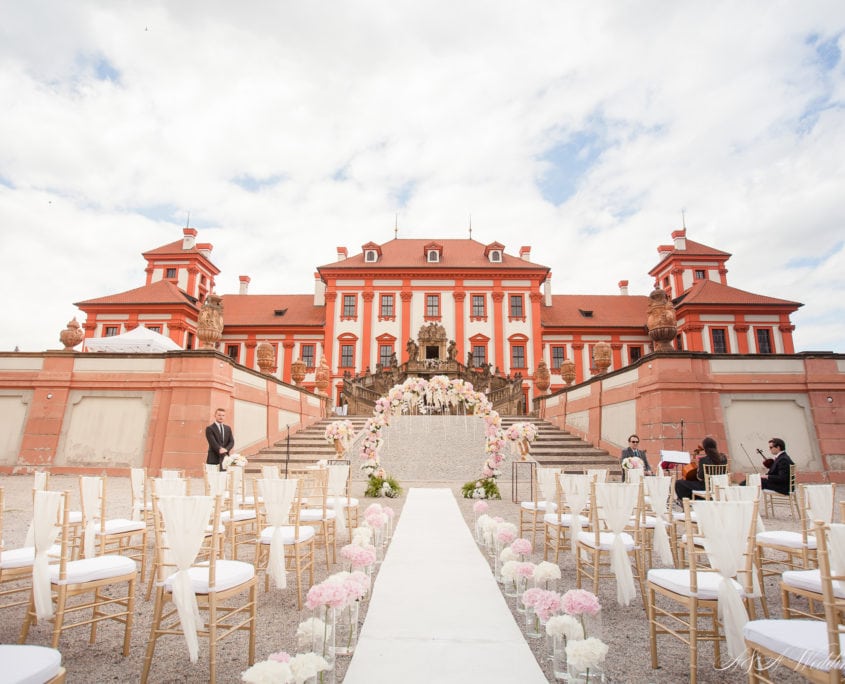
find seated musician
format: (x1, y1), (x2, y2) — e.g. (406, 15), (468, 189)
(674, 437), (727, 500)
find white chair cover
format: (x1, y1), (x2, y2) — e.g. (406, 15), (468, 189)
(745, 473), (762, 490)
(32, 490), (63, 620)
(261, 465), (280, 480)
(157, 495), (214, 663)
(644, 476), (674, 567)
(258, 479), (298, 589)
(207, 471), (229, 497)
(24, 473), (51, 547)
(595, 483), (640, 606)
(625, 469), (643, 484)
(204, 464), (218, 478)
(130, 468), (146, 521)
(805, 485), (834, 523)
(536, 468), (558, 503)
(327, 465), (349, 534)
(587, 469), (607, 483)
(722, 485), (766, 533)
(561, 474), (590, 557)
(80, 476), (101, 558)
(161, 470), (181, 480)
(692, 500), (755, 660)
(155, 478), (187, 497)
(709, 474), (730, 495)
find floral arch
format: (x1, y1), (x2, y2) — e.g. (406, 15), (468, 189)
(357, 375), (535, 499)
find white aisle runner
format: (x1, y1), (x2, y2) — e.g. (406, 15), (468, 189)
(344, 488), (546, 684)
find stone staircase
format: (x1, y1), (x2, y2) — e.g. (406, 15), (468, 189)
(248, 415), (620, 477)
(247, 417), (369, 471)
(499, 416), (620, 474)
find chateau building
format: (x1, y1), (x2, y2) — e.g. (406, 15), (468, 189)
(75, 227), (801, 407)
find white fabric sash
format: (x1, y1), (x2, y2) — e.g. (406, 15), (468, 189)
(161, 469), (180, 480)
(130, 468), (146, 521)
(80, 476), (101, 558)
(745, 473), (761, 490)
(561, 474), (590, 557)
(32, 490), (63, 619)
(327, 465), (349, 534)
(157, 495), (214, 663)
(595, 482), (639, 606)
(259, 479), (298, 590)
(692, 500), (754, 660)
(625, 468), (643, 484)
(24, 472), (50, 547)
(828, 524), (845, 597)
(722, 485), (766, 534)
(805, 485), (834, 524)
(644, 476), (674, 567)
(536, 468), (557, 503)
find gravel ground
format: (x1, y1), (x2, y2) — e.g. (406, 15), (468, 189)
(0, 439), (826, 683)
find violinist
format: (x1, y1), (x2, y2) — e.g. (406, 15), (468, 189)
(674, 437), (728, 500)
(760, 437), (794, 495)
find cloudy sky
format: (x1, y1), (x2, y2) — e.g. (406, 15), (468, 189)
(2, 2), (844, 353)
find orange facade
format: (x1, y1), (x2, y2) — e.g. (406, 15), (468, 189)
(74, 227), (802, 404)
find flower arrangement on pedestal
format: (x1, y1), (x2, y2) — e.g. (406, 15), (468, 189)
(621, 456), (644, 471)
(241, 650), (330, 684)
(505, 421), (539, 460)
(221, 453), (248, 469)
(324, 420), (355, 455)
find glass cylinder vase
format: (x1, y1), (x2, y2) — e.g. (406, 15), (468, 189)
(312, 608), (336, 674)
(333, 601), (359, 656)
(523, 606), (542, 638)
(503, 575), (518, 598)
(552, 634), (568, 680)
(567, 664), (604, 683)
(582, 609), (602, 640)
(373, 526), (385, 564)
(516, 576), (530, 613)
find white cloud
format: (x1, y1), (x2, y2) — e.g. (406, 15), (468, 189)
(1, 1), (844, 352)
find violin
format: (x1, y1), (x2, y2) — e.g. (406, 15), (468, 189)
(757, 448), (774, 469)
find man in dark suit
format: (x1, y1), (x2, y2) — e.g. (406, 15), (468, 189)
(761, 437), (794, 494)
(620, 434), (651, 480)
(206, 408), (234, 470)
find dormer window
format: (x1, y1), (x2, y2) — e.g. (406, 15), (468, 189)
(483, 241), (506, 263)
(489, 250), (502, 263)
(364, 250), (378, 263)
(423, 241), (443, 263)
(427, 250), (440, 263)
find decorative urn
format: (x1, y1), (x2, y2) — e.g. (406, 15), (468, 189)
(314, 354), (330, 395)
(560, 358), (576, 386)
(646, 286), (678, 352)
(59, 317), (85, 350)
(196, 293), (224, 349)
(534, 360), (551, 393)
(592, 341), (612, 375)
(290, 357), (307, 385)
(256, 341), (276, 375)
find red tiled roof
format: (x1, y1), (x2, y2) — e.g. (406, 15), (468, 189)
(142, 239), (206, 257)
(675, 280), (802, 308)
(75, 280), (197, 307)
(317, 238), (549, 271)
(541, 294), (651, 328)
(222, 294), (325, 327)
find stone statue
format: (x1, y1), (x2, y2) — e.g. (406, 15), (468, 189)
(406, 338), (419, 361)
(466, 351), (474, 368)
(389, 351), (398, 367)
(447, 339), (457, 361)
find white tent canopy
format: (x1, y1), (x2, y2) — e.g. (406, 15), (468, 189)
(84, 326), (182, 353)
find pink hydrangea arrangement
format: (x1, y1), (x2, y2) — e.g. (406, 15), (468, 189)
(561, 589), (601, 616)
(473, 500), (489, 514)
(510, 538), (532, 556)
(340, 543), (377, 569)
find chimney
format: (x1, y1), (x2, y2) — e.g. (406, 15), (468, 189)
(657, 244), (673, 259)
(239, 275), (250, 295)
(182, 227), (197, 250)
(196, 242), (213, 258)
(314, 272), (326, 306)
(337, 246), (348, 262)
(618, 279), (629, 295)
(671, 228), (687, 251)
(519, 245), (531, 261)
(543, 275), (552, 307)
